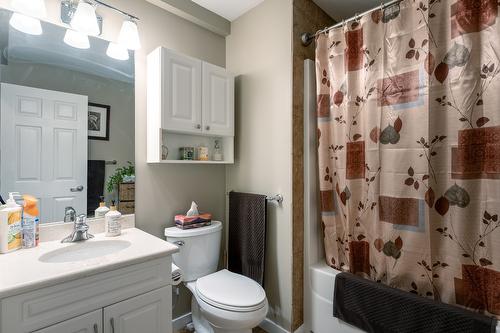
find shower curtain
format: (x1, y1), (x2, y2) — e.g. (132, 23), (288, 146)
(316, 0), (500, 317)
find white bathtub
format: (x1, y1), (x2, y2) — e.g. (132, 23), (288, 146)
(308, 262), (362, 333)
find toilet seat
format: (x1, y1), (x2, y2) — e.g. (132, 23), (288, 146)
(195, 269), (266, 312)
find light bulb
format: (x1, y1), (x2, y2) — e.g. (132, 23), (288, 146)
(106, 42), (129, 61)
(71, 1), (100, 36)
(118, 19), (141, 50)
(9, 13), (42, 35)
(64, 29), (90, 49)
(11, 0), (47, 18)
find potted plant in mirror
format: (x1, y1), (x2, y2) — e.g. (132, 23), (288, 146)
(107, 162), (135, 198)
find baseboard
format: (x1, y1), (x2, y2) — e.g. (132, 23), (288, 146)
(293, 324), (306, 333)
(259, 318), (290, 333)
(173, 312), (192, 331)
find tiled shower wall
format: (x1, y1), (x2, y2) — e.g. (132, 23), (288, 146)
(292, 1), (334, 330)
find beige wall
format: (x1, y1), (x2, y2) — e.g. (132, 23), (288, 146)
(0, 0), (227, 318)
(226, 0), (294, 330)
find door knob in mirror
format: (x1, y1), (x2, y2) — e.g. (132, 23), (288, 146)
(70, 185), (84, 192)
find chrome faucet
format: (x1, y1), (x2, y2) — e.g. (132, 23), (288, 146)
(61, 212), (94, 243)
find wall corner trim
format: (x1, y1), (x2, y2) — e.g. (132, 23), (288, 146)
(145, 0), (231, 37)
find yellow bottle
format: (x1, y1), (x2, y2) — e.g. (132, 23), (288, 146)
(0, 193), (23, 253)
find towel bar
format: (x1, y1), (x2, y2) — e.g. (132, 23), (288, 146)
(227, 191), (284, 204)
(266, 194), (283, 204)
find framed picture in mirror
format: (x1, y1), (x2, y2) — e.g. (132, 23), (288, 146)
(88, 102), (110, 141)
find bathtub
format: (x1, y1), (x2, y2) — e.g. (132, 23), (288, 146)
(308, 262), (362, 333)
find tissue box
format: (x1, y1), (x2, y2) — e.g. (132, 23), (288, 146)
(175, 213), (212, 229)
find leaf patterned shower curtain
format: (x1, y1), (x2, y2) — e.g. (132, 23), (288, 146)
(316, 0), (500, 317)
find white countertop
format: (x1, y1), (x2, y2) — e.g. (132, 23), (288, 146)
(0, 228), (178, 298)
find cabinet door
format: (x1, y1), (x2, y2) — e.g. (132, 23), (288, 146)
(163, 50), (202, 133)
(103, 286), (171, 333)
(202, 62), (234, 136)
(33, 310), (102, 333)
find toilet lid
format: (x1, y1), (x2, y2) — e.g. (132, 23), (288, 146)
(195, 269), (266, 312)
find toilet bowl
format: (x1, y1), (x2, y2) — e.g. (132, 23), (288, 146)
(165, 221), (268, 333)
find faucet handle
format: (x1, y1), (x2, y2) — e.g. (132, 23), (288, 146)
(76, 214), (87, 225)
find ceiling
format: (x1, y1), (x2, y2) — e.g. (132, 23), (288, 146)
(190, 0), (264, 21)
(312, 0), (381, 21)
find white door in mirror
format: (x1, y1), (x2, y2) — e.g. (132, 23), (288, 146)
(0, 83), (88, 223)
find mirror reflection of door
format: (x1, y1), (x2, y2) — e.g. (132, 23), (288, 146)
(0, 83), (88, 223)
(0, 8), (135, 223)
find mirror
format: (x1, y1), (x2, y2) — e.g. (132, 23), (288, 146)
(0, 9), (135, 223)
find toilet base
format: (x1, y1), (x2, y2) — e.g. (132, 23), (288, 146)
(185, 281), (267, 333)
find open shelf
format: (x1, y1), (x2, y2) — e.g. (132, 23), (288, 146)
(147, 130), (234, 164)
(158, 160), (232, 164)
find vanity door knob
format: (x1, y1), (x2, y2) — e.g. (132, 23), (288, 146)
(205, 125), (210, 131)
(93, 323), (99, 333)
(195, 124), (201, 129)
(110, 318), (115, 333)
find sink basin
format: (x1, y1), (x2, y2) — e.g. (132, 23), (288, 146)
(39, 240), (131, 263)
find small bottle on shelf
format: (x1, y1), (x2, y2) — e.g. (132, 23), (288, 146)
(213, 140), (223, 161)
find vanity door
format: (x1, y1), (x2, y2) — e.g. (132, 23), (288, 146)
(103, 286), (171, 333)
(32, 309), (102, 333)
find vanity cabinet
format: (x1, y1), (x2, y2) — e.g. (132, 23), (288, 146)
(147, 47), (234, 163)
(1, 257), (172, 333)
(32, 288), (170, 333)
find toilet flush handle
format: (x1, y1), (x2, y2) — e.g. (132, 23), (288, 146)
(173, 240), (185, 247)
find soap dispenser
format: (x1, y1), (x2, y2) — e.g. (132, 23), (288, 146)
(95, 196), (110, 218)
(105, 201), (122, 237)
(0, 193), (23, 253)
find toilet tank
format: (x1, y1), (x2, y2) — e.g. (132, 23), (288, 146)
(165, 221), (222, 282)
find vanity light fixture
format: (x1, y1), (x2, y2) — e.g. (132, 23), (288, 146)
(60, 0), (140, 56)
(106, 42), (129, 61)
(64, 29), (90, 49)
(9, 0), (47, 35)
(118, 19), (141, 50)
(71, 1), (100, 36)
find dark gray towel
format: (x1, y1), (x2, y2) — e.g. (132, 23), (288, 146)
(228, 191), (267, 286)
(333, 272), (497, 333)
(87, 160), (105, 216)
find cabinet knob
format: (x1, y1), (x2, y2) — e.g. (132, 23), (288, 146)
(94, 323), (99, 333)
(205, 126), (210, 131)
(195, 124), (201, 129)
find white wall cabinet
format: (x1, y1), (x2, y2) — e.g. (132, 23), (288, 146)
(161, 50), (202, 133)
(202, 62), (234, 137)
(147, 47), (234, 163)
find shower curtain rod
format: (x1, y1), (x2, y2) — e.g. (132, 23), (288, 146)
(301, 0), (403, 46)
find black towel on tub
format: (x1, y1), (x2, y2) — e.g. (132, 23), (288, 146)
(228, 191), (267, 286)
(333, 272), (497, 333)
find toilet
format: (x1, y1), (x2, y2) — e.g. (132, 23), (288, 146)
(165, 221), (268, 333)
